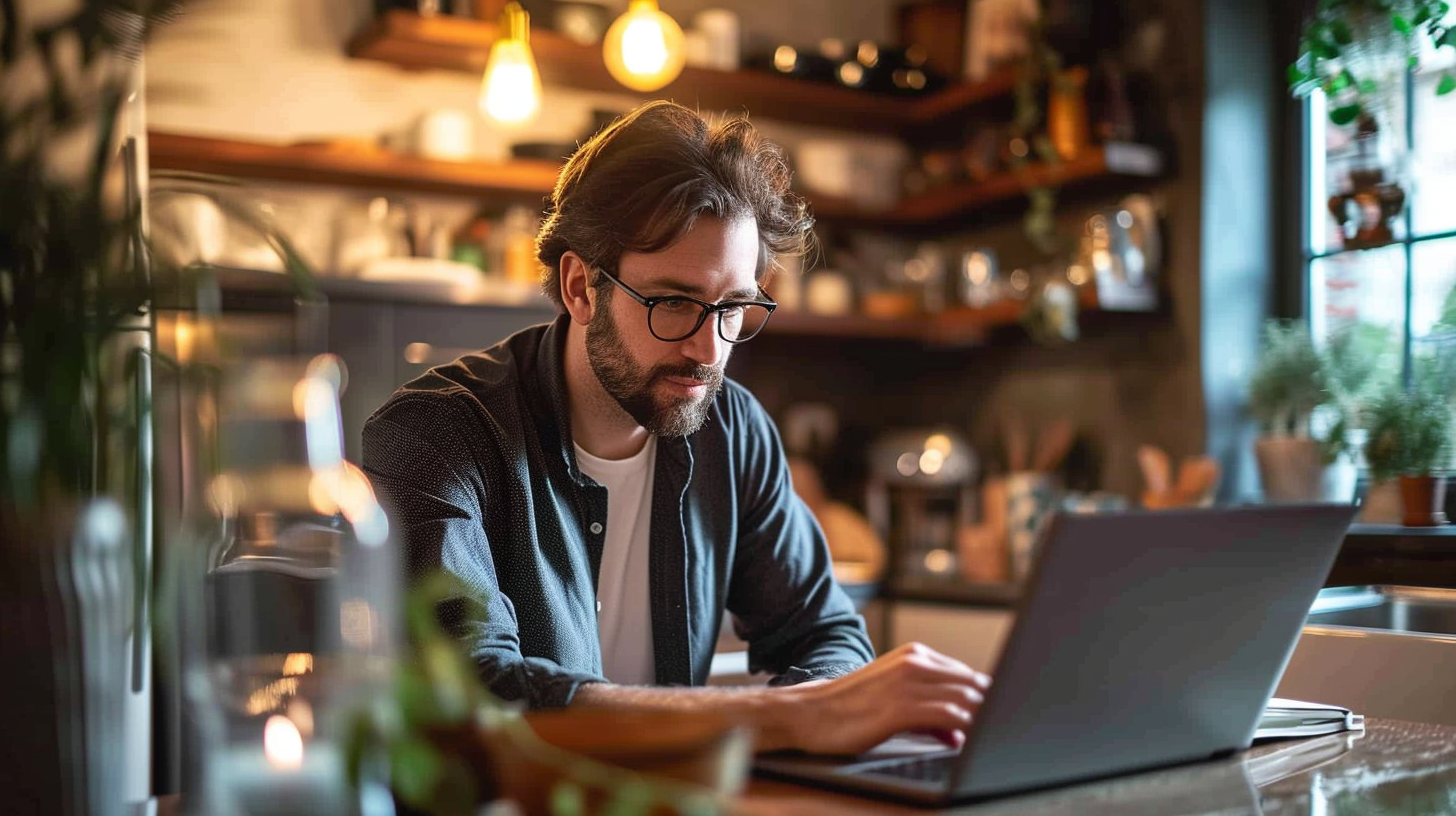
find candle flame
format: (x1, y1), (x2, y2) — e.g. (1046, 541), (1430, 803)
(263, 714), (304, 770)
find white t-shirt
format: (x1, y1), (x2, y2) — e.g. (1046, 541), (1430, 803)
(573, 437), (657, 686)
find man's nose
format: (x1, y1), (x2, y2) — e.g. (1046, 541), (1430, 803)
(679, 315), (725, 367)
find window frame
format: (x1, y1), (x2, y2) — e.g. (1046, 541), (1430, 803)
(1303, 70), (1456, 388)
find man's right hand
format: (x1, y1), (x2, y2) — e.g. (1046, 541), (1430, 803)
(570, 642), (990, 756)
(780, 642), (991, 755)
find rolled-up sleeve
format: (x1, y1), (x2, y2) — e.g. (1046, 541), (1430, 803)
(725, 400), (875, 684)
(362, 404), (602, 708)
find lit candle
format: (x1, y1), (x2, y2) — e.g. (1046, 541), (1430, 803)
(206, 717), (348, 816)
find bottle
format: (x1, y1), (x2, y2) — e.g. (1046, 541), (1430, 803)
(496, 205), (541, 288)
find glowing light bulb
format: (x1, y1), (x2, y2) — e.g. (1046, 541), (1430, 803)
(603, 0), (685, 92)
(479, 2), (541, 126)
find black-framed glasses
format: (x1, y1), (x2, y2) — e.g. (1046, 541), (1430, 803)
(593, 265), (777, 343)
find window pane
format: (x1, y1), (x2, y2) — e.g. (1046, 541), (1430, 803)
(1411, 239), (1456, 395)
(1411, 70), (1456, 237)
(1309, 247), (1406, 398)
(1309, 92), (1410, 255)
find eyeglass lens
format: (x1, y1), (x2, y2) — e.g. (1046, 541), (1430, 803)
(648, 299), (772, 342)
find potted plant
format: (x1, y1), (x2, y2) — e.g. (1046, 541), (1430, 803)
(1290, 2), (1456, 248)
(1289, 0), (1456, 128)
(2, 7), (181, 815)
(1323, 320), (1403, 498)
(1249, 320), (1343, 502)
(1, 6), (318, 814)
(1364, 385), (1454, 526)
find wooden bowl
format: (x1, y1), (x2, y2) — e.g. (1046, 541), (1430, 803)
(521, 708), (753, 795)
(437, 708), (752, 816)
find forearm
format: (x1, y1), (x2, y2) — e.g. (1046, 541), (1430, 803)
(570, 681), (813, 752)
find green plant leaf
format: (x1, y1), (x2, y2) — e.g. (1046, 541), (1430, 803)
(1288, 63), (1309, 85)
(1329, 70), (1353, 92)
(395, 668), (444, 725)
(421, 639), (476, 721)
(601, 781), (655, 816)
(390, 737), (446, 808)
(1330, 104), (1363, 125)
(1394, 13), (1414, 34)
(551, 781), (587, 816)
(1440, 73), (1456, 95)
(1330, 18), (1354, 44)
(1440, 26), (1456, 48)
(1358, 78), (1379, 94)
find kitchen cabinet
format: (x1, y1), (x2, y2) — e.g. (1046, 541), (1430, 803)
(327, 298), (555, 461)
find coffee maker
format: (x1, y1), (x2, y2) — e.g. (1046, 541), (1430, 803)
(864, 428), (979, 588)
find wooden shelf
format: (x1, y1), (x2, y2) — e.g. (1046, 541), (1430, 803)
(347, 11), (1016, 134)
(199, 265), (1097, 346)
(149, 132), (1161, 229)
(147, 131), (561, 200)
(763, 287), (1100, 346)
(810, 142), (1163, 227)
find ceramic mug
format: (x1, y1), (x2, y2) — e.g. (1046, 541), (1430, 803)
(1005, 471), (1061, 581)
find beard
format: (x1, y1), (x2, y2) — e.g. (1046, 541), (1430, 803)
(586, 300), (724, 438)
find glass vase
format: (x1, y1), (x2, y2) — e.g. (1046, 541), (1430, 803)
(177, 353), (398, 816)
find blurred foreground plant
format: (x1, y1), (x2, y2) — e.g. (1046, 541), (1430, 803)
(343, 573), (722, 816)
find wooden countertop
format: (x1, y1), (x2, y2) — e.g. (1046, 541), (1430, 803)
(147, 719), (1453, 816)
(890, 524), (1456, 606)
(735, 719), (1456, 815)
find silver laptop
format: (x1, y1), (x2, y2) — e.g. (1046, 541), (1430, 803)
(753, 504), (1359, 805)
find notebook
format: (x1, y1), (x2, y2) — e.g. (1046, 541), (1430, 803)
(1257, 697), (1365, 740)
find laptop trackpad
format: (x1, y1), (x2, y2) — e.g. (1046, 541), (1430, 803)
(861, 733), (962, 761)
(759, 732), (961, 773)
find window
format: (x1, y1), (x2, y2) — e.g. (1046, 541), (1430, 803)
(1305, 46), (1456, 400)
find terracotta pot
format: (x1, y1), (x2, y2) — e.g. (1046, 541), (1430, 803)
(1255, 437), (1324, 502)
(1399, 474), (1450, 527)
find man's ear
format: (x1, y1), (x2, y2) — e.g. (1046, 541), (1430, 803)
(560, 252), (596, 326)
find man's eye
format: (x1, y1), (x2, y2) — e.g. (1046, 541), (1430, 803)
(656, 299), (699, 314)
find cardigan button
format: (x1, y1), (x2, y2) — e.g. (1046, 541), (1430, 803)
(596, 600), (603, 613)
(589, 522), (603, 535)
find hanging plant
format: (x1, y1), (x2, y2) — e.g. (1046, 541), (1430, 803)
(1289, 0), (1456, 126)
(1010, 13), (1067, 257)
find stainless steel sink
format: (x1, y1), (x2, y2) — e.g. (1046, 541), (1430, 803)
(1306, 586), (1456, 636)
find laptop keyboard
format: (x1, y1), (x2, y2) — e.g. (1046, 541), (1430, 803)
(860, 753), (957, 786)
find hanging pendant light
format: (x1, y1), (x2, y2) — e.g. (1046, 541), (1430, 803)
(603, 0), (685, 92)
(479, 1), (542, 126)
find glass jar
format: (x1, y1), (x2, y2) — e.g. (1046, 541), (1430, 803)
(179, 354), (397, 816)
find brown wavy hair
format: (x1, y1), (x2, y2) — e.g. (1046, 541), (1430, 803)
(536, 100), (814, 309)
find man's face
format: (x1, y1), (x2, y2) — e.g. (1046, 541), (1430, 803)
(585, 215), (760, 437)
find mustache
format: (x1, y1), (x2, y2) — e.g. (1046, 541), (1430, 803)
(655, 364), (722, 383)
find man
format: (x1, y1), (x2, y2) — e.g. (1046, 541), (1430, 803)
(363, 101), (988, 755)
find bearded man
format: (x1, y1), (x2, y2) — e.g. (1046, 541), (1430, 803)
(363, 101), (988, 755)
